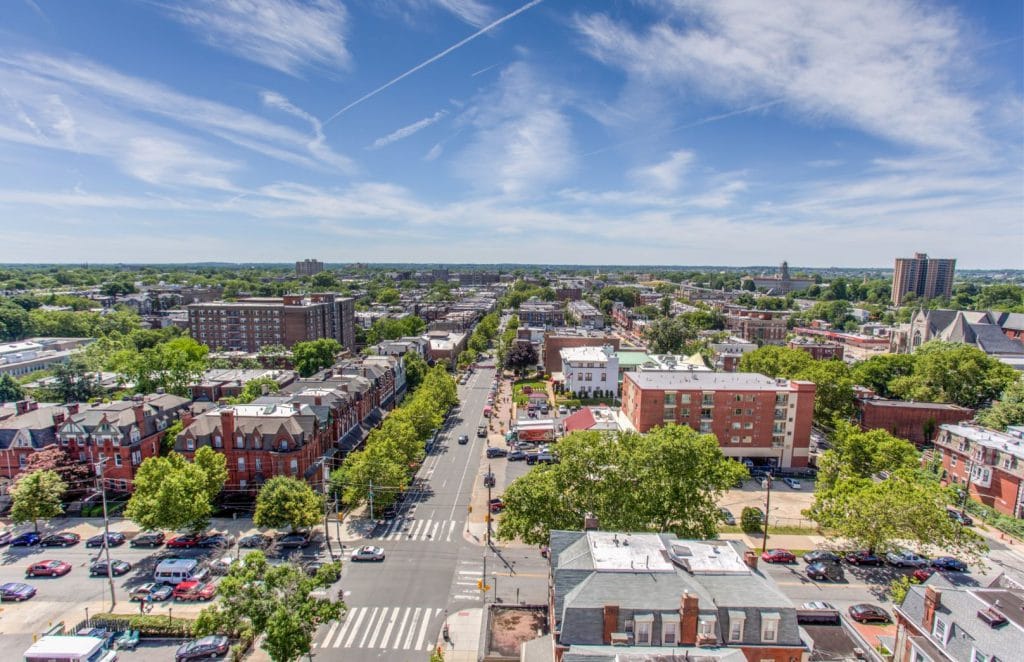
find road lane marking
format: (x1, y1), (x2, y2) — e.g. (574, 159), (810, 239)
(413, 607), (436, 651)
(380, 606), (404, 650)
(447, 520), (456, 541)
(318, 620), (339, 648)
(332, 607), (360, 648)
(430, 521), (441, 539)
(357, 607), (380, 648)
(453, 594), (478, 601)
(343, 607), (369, 648)
(366, 607), (392, 649)
(390, 607), (413, 649)
(403, 607), (423, 649)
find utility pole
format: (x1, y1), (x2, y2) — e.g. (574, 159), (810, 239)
(761, 472), (773, 556)
(368, 480), (374, 521)
(482, 552), (487, 602)
(323, 483), (335, 561)
(94, 459), (116, 610)
(486, 462), (492, 546)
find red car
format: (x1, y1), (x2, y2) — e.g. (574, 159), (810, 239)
(26, 560), (72, 577)
(172, 580), (217, 601)
(166, 534), (202, 549)
(761, 549), (797, 564)
(913, 567), (936, 582)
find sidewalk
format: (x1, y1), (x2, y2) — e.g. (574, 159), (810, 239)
(434, 607), (484, 662)
(719, 531), (828, 552)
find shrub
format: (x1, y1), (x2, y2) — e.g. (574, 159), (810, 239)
(90, 614), (197, 637)
(741, 507), (763, 534)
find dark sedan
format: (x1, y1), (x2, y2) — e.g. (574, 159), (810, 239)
(277, 533), (311, 549)
(931, 556), (968, 572)
(86, 532), (126, 548)
(198, 533), (235, 548)
(40, 533), (80, 547)
(10, 532), (41, 547)
(486, 447), (508, 458)
(507, 450), (527, 461)
(130, 531), (165, 547)
(806, 561), (844, 581)
(804, 550), (842, 565)
(175, 635), (229, 661)
(90, 560), (132, 576)
(848, 603), (890, 623)
(0, 582), (37, 601)
(239, 534), (273, 549)
(845, 551), (884, 566)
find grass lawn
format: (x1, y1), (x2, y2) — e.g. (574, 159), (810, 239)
(513, 379), (548, 405)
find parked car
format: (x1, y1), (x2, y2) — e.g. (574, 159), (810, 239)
(173, 580), (217, 601)
(486, 447), (508, 458)
(0, 529), (13, 546)
(913, 567), (936, 582)
(458, 435), (469, 445)
(947, 509), (974, 526)
(10, 532), (41, 547)
(483, 472), (496, 488)
(130, 531), (166, 547)
(277, 532), (311, 549)
(525, 453), (539, 465)
(489, 498), (504, 513)
(537, 452), (559, 464)
(198, 533), (235, 548)
(26, 560), (72, 577)
(86, 532), (126, 548)
(40, 533), (80, 547)
(209, 555), (240, 576)
(886, 550), (929, 568)
(558, 406), (568, 415)
(804, 550), (842, 565)
(848, 603), (890, 623)
(514, 441), (535, 450)
(931, 556), (968, 572)
(507, 450), (527, 462)
(806, 561), (844, 581)
(718, 508), (736, 525)
(845, 550), (884, 566)
(476, 426), (487, 438)
(166, 534), (202, 549)
(0, 582), (37, 601)
(351, 545), (386, 562)
(761, 549), (797, 564)
(238, 533), (273, 549)
(130, 582), (173, 602)
(90, 559), (132, 576)
(175, 635), (230, 661)
(782, 478), (802, 490)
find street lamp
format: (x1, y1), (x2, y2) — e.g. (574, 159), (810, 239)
(94, 459), (116, 610)
(761, 472), (773, 556)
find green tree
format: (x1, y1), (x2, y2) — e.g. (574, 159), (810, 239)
(254, 476), (324, 533)
(794, 360), (855, 424)
(51, 358), (103, 403)
(110, 336), (209, 396)
(737, 345), (813, 377)
(22, 446), (93, 499)
(0, 373), (24, 401)
(814, 422), (920, 492)
(496, 426), (747, 545)
(366, 317), (426, 345)
(227, 377), (280, 404)
(644, 317), (695, 354)
(291, 339), (342, 377)
(403, 352), (428, 392)
(10, 470), (66, 532)
(331, 442), (409, 511)
(194, 551), (342, 662)
(456, 349), (478, 371)
(851, 354), (916, 398)
(889, 342), (1018, 408)
(125, 447), (227, 532)
(160, 419), (183, 455)
(0, 300), (31, 340)
(977, 378), (1024, 430)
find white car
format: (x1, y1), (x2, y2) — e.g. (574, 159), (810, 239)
(886, 550), (929, 568)
(800, 601), (836, 611)
(783, 478), (802, 490)
(351, 545), (386, 562)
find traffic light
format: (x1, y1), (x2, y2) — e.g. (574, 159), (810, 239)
(477, 579), (483, 589)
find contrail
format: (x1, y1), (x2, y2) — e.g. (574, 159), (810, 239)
(582, 99), (784, 157)
(324, 0), (544, 126)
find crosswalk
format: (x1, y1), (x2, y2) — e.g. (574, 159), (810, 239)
(378, 517), (458, 542)
(316, 606), (444, 651)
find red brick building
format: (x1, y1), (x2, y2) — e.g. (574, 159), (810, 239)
(542, 331), (621, 375)
(787, 337), (844, 360)
(856, 397), (973, 445)
(0, 395), (190, 492)
(933, 423), (1024, 518)
(621, 372), (815, 468)
(724, 309), (789, 346)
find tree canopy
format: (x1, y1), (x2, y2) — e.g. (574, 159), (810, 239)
(496, 426), (748, 545)
(0, 373), (24, 402)
(291, 339), (342, 378)
(125, 447), (227, 532)
(888, 341), (1018, 409)
(11, 469), (67, 532)
(22, 446), (93, 498)
(254, 476), (324, 533)
(977, 377), (1024, 431)
(738, 346), (854, 424)
(366, 316), (426, 345)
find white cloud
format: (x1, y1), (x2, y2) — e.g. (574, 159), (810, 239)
(424, 143), (444, 161)
(575, 0), (984, 154)
(456, 62), (575, 196)
(629, 150), (694, 191)
(430, 0), (494, 26)
(370, 110), (448, 149)
(155, 0), (351, 76)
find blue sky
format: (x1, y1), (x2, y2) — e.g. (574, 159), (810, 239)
(0, 0), (1021, 267)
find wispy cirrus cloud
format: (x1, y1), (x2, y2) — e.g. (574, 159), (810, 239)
(629, 150), (694, 192)
(429, 0), (494, 26)
(575, 0), (984, 154)
(154, 0), (351, 76)
(369, 110), (448, 149)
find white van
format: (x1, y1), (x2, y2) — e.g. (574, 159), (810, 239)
(24, 635), (117, 662)
(154, 558), (209, 585)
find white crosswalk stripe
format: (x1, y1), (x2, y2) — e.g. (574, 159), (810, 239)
(381, 517), (457, 541)
(317, 607), (444, 650)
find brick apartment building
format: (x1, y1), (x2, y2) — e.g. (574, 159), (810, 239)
(566, 300), (605, 329)
(787, 337), (844, 361)
(188, 293), (355, 353)
(295, 259), (324, 276)
(0, 395), (190, 492)
(856, 397), (973, 446)
(724, 309), (789, 346)
(621, 372), (815, 468)
(545, 530), (808, 662)
(891, 252), (955, 306)
(933, 423), (1024, 518)
(543, 331), (621, 374)
(519, 299), (565, 327)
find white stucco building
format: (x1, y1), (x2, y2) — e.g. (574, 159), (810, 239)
(560, 345), (619, 398)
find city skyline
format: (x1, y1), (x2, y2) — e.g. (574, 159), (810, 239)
(1, 0), (1021, 267)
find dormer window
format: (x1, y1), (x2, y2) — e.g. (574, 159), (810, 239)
(214, 435), (222, 448)
(761, 612), (780, 643)
(236, 435), (244, 449)
(186, 438), (195, 451)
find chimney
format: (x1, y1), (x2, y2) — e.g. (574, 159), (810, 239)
(743, 550), (759, 570)
(133, 402), (146, 428)
(679, 593), (699, 646)
(584, 514), (599, 531)
(15, 400), (30, 415)
(29, 401), (39, 411)
(923, 586), (941, 631)
(602, 605), (619, 644)
(220, 408), (236, 444)
(292, 402), (302, 413)
(180, 411), (194, 429)
(52, 411), (66, 427)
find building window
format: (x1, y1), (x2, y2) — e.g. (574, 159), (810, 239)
(114, 455), (122, 467)
(290, 459), (298, 475)
(951, 455), (957, 467)
(255, 458), (262, 472)
(680, 394), (691, 404)
(743, 422), (753, 430)
(18, 455), (27, 468)
(700, 422), (712, 433)
(761, 612), (780, 643)
(732, 422), (742, 430)
(971, 650), (989, 662)
(933, 618), (947, 643)
(698, 616), (716, 639)
(734, 408), (743, 416)
(131, 450), (141, 466)
(728, 612), (745, 642)
(253, 437), (262, 450)
(701, 408), (713, 419)
(662, 620), (677, 646)
(238, 457), (246, 472)
(236, 435), (245, 449)
(61, 437), (69, 446)
(214, 435), (222, 448)
(239, 479), (247, 489)
(634, 615), (653, 645)
(681, 408), (690, 418)
(186, 438), (195, 450)
(731, 436), (740, 444)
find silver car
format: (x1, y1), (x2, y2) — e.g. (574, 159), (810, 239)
(351, 545), (385, 562)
